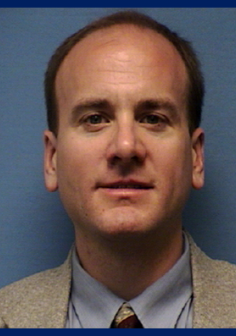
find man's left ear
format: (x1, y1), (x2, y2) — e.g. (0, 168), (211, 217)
(191, 127), (204, 190)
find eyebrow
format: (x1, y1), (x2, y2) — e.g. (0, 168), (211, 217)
(134, 98), (179, 117)
(70, 97), (179, 124)
(70, 98), (113, 124)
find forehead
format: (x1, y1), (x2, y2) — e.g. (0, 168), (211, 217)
(55, 24), (188, 108)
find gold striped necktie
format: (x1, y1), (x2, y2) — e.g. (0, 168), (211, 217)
(110, 302), (143, 328)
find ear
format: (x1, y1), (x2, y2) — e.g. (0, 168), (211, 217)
(191, 127), (204, 190)
(43, 130), (58, 192)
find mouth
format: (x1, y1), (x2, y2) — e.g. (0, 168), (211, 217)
(105, 184), (151, 190)
(96, 180), (154, 200)
(97, 181), (153, 190)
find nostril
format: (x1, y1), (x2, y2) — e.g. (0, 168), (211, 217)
(105, 125), (147, 166)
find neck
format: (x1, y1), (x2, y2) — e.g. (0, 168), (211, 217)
(75, 226), (183, 301)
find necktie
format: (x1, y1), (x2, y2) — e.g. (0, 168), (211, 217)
(110, 302), (143, 328)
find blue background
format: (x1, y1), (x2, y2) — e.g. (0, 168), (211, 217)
(1, 8), (236, 289)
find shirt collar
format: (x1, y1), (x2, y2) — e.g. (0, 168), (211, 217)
(71, 249), (123, 328)
(71, 232), (192, 328)
(130, 234), (192, 328)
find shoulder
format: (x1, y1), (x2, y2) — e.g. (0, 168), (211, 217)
(0, 252), (71, 302)
(189, 233), (236, 280)
(0, 251), (72, 328)
(188, 234), (236, 328)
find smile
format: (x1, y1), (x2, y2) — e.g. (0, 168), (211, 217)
(107, 184), (151, 189)
(97, 180), (154, 191)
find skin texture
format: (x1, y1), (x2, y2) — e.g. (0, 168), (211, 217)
(44, 24), (204, 300)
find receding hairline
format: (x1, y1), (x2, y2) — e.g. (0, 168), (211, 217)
(56, 22), (187, 72)
(45, 10), (204, 134)
(55, 23), (189, 111)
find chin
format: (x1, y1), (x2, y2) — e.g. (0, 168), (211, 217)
(94, 208), (157, 238)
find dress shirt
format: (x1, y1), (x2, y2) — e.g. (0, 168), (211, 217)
(66, 233), (193, 328)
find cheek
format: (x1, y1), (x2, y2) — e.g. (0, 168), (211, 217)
(56, 139), (82, 183)
(155, 139), (193, 185)
(56, 137), (102, 188)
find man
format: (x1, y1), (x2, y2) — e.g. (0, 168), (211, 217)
(1, 10), (236, 328)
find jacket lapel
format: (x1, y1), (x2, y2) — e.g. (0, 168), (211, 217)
(38, 253), (72, 328)
(25, 236), (236, 328)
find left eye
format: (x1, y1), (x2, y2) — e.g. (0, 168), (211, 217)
(140, 114), (165, 124)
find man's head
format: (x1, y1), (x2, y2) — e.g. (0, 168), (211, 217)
(44, 10), (204, 136)
(43, 11), (204, 242)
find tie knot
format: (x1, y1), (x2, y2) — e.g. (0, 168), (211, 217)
(111, 302), (143, 328)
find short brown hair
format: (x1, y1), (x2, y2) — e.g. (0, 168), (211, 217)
(44, 10), (204, 135)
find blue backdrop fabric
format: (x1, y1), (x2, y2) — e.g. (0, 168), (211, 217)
(1, 8), (236, 288)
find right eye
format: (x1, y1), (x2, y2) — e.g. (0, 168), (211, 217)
(84, 114), (106, 124)
(82, 113), (110, 132)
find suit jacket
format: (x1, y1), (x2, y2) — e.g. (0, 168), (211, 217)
(1, 235), (236, 328)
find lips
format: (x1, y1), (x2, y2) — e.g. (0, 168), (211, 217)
(97, 180), (153, 190)
(109, 184), (149, 189)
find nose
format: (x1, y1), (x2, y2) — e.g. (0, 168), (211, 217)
(106, 119), (147, 167)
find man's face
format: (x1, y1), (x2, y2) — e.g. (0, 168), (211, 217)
(44, 25), (204, 240)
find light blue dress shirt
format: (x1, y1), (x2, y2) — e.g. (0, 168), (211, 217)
(66, 233), (193, 328)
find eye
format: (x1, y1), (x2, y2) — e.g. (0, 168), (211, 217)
(81, 113), (110, 132)
(141, 114), (160, 124)
(140, 114), (167, 125)
(84, 114), (108, 124)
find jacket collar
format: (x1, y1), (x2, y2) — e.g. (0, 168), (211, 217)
(48, 234), (236, 328)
